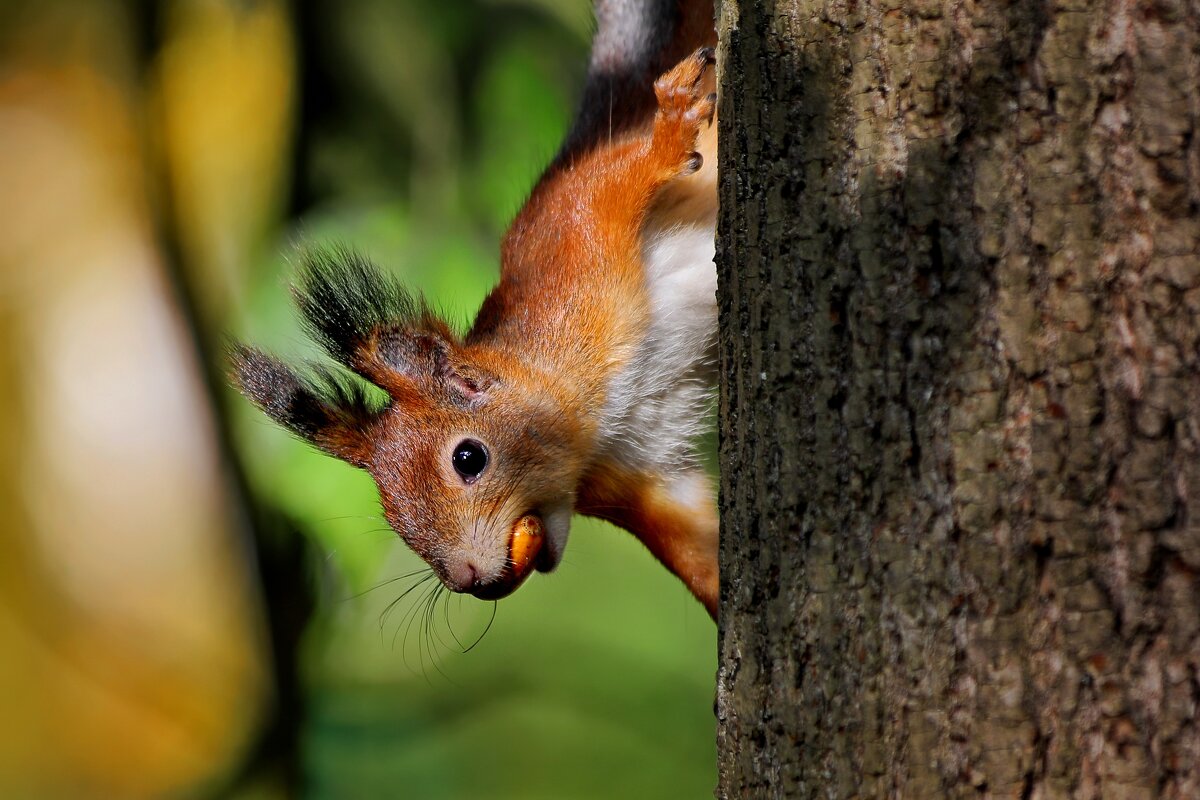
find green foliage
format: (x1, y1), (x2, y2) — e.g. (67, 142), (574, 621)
(470, 32), (576, 229)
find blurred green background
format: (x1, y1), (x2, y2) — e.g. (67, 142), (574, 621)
(0, 0), (716, 797)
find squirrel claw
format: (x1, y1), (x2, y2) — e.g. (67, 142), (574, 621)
(651, 48), (717, 176)
(654, 47), (715, 110)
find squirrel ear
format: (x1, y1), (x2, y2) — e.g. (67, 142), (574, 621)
(294, 247), (460, 396)
(376, 331), (495, 405)
(230, 345), (377, 467)
(439, 360), (495, 405)
(289, 247), (491, 406)
(376, 329), (451, 379)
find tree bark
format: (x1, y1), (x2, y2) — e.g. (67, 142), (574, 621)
(715, 1), (1200, 797)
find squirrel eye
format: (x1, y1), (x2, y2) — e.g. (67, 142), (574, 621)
(451, 439), (488, 483)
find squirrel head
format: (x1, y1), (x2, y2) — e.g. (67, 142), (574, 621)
(231, 249), (580, 600)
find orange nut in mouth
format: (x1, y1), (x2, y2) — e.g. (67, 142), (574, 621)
(470, 514), (545, 601)
(508, 514), (544, 577)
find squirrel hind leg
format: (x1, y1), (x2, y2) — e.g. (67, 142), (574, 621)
(650, 48), (717, 178)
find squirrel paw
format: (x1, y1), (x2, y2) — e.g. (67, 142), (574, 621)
(651, 47), (716, 177)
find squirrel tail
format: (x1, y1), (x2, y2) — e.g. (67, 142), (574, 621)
(558, 0), (715, 161)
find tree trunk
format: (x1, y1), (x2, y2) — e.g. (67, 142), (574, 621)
(715, 1), (1200, 797)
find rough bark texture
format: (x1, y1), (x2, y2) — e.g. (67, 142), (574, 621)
(715, 1), (1200, 797)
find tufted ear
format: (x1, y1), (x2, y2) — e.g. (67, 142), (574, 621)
(292, 247), (457, 397)
(229, 345), (378, 467)
(437, 358), (496, 406)
(292, 246), (497, 405)
(376, 330), (496, 405)
(374, 328), (454, 380)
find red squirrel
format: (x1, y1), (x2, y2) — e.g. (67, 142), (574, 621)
(233, 1), (720, 619)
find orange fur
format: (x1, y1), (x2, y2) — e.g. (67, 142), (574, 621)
(471, 52), (717, 395)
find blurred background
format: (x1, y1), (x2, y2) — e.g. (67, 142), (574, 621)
(0, 1), (716, 797)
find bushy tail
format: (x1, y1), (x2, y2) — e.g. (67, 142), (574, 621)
(559, 0), (715, 160)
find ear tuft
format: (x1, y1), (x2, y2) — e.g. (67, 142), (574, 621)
(229, 344), (379, 466)
(293, 247), (456, 390)
(294, 247), (414, 366)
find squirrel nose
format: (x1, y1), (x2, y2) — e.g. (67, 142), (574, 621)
(445, 560), (480, 593)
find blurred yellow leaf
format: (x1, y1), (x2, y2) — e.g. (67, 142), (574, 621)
(154, 0), (296, 323)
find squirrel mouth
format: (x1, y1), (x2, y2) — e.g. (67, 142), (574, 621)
(469, 513), (545, 601)
(534, 539), (556, 572)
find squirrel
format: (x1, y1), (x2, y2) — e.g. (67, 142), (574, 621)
(232, 0), (720, 619)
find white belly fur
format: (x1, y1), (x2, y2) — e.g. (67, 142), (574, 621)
(595, 120), (719, 474)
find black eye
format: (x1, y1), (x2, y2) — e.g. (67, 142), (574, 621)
(452, 439), (488, 483)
